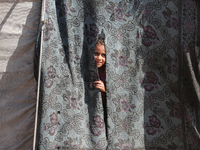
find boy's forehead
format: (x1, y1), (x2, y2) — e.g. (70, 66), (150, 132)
(96, 43), (105, 47)
(95, 45), (105, 51)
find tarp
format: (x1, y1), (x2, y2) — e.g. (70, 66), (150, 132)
(0, 0), (41, 149)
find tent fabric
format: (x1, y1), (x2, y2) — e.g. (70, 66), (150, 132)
(0, 0), (200, 149)
(0, 1), (41, 149)
(35, 0), (200, 149)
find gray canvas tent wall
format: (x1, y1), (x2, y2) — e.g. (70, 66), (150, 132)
(0, 0), (41, 149)
(1, 0), (200, 149)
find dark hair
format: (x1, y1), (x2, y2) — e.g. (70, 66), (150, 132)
(96, 29), (105, 46)
(96, 38), (105, 46)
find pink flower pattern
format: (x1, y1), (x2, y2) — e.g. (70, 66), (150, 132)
(93, 115), (104, 128)
(142, 25), (157, 47)
(122, 120), (129, 130)
(120, 99), (129, 112)
(146, 127), (157, 135)
(70, 97), (77, 108)
(47, 66), (56, 78)
(170, 16), (179, 30)
(50, 112), (58, 125)
(92, 128), (101, 136)
(90, 115), (105, 136)
(114, 7), (124, 21)
(64, 138), (80, 149)
(149, 115), (161, 128)
(142, 71), (158, 92)
(144, 26), (157, 39)
(49, 126), (57, 136)
(145, 115), (162, 136)
(44, 78), (53, 88)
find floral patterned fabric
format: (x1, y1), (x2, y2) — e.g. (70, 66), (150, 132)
(35, 0), (200, 149)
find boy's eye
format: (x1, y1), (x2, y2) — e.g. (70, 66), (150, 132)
(94, 52), (98, 56)
(102, 54), (106, 57)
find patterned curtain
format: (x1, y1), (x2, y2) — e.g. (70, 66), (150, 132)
(35, 0), (200, 149)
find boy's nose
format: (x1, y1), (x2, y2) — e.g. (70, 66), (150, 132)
(97, 55), (102, 59)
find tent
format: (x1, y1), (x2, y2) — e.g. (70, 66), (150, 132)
(0, 0), (40, 149)
(1, 0), (200, 149)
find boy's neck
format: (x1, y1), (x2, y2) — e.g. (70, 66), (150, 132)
(98, 66), (105, 76)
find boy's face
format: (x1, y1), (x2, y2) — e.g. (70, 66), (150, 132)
(94, 44), (106, 68)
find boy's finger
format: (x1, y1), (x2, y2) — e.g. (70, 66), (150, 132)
(95, 85), (102, 89)
(94, 82), (103, 85)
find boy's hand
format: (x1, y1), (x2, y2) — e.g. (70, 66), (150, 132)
(94, 80), (106, 93)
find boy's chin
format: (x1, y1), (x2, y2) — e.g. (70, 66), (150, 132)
(97, 65), (102, 68)
(96, 64), (102, 68)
